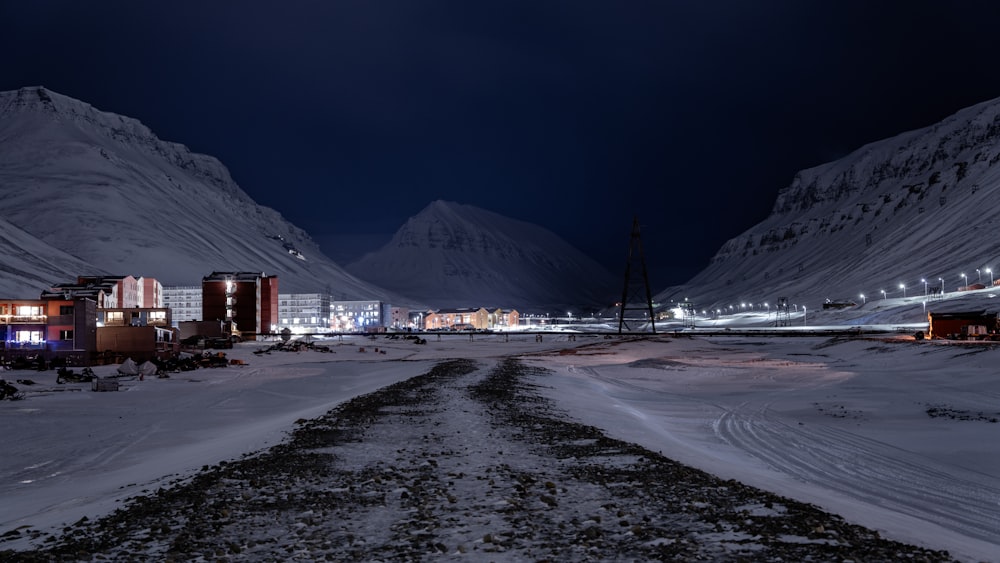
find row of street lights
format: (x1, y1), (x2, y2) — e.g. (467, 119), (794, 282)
(862, 268), (993, 303)
(697, 267), (993, 326)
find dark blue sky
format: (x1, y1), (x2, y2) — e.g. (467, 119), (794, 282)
(5, 1), (1000, 288)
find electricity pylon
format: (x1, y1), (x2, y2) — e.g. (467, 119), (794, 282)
(618, 216), (656, 334)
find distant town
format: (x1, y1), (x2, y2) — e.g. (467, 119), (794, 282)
(0, 271), (521, 366)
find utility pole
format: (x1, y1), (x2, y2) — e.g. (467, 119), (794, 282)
(618, 216), (656, 334)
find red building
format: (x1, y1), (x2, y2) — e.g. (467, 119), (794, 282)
(202, 272), (278, 341)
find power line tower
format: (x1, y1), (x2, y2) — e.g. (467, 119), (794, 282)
(618, 216), (656, 334)
(775, 297), (790, 327)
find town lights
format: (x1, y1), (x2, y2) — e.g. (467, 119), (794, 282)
(961, 273), (968, 288)
(880, 289), (886, 300)
(938, 277), (945, 294)
(899, 283), (906, 298)
(921, 278), (927, 296)
(860, 293), (866, 304)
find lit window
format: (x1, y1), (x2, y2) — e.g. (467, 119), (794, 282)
(15, 330), (43, 343)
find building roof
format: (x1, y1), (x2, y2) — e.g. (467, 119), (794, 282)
(927, 309), (1000, 318)
(203, 271), (275, 282)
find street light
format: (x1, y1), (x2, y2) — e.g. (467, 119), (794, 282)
(988, 268), (994, 285)
(938, 277), (945, 295)
(859, 293), (866, 304)
(899, 283), (906, 298)
(803, 305), (807, 326)
(921, 278), (927, 296)
(977, 268), (981, 283)
(961, 273), (968, 288)
(881, 289), (886, 300)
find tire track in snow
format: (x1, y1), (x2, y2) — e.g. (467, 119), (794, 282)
(714, 403), (1000, 544)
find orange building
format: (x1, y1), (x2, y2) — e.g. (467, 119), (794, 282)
(1, 297), (97, 363)
(424, 307), (521, 330)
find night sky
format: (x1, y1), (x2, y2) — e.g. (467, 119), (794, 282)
(5, 2), (1000, 288)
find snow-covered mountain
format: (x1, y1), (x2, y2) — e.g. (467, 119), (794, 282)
(0, 86), (397, 300)
(659, 95), (1000, 314)
(346, 201), (618, 311)
(0, 215), (100, 297)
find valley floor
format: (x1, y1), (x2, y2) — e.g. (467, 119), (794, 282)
(1, 333), (997, 561)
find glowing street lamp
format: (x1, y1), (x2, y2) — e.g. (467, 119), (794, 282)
(899, 283), (906, 298)
(803, 305), (807, 326)
(977, 268), (982, 283)
(988, 268), (994, 285)
(938, 277), (945, 295)
(921, 278), (927, 296)
(961, 273), (968, 288)
(880, 289), (886, 300)
(859, 293), (866, 304)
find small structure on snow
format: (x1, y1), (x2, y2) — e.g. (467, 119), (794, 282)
(927, 309), (1000, 340)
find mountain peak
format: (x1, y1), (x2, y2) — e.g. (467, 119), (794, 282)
(348, 202), (617, 311)
(2, 86), (102, 119)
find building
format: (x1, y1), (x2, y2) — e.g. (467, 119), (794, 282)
(490, 308), (520, 330)
(425, 308), (490, 330)
(42, 281), (116, 308)
(96, 307), (178, 362)
(331, 300), (389, 332)
(162, 285), (203, 326)
(278, 293), (332, 334)
(77, 275), (141, 308)
(1, 297), (97, 363)
(927, 309), (1000, 340)
(202, 272), (279, 341)
(140, 277), (163, 308)
(388, 306), (410, 330)
(424, 307), (520, 331)
(97, 308), (171, 328)
(43, 275), (164, 309)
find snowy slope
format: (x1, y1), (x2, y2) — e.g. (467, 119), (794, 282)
(0, 216), (101, 298)
(0, 86), (397, 299)
(346, 200), (618, 311)
(659, 95), (1000, 315)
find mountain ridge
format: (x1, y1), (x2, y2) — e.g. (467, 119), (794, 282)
(0, 86), (400, 301)
(659, 93), (1000, 314)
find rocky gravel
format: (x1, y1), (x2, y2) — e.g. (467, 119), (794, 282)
(2, 357), (956, 561)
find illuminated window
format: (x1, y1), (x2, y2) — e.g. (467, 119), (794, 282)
(15, 330), (43, 343)
(60, 330), (73, 340)
(15, 305), (43, 317)
(106, 311), (124, 323)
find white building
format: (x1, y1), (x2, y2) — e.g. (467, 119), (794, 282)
(278, 293), (332, 334)
(162, 285), (202, 327)
(331, 300), (393, 332)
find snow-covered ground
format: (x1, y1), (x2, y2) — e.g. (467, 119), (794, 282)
(2, 332), (998, 561)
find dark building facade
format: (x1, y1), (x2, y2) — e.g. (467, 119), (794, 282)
(202, 272), (279, 340)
